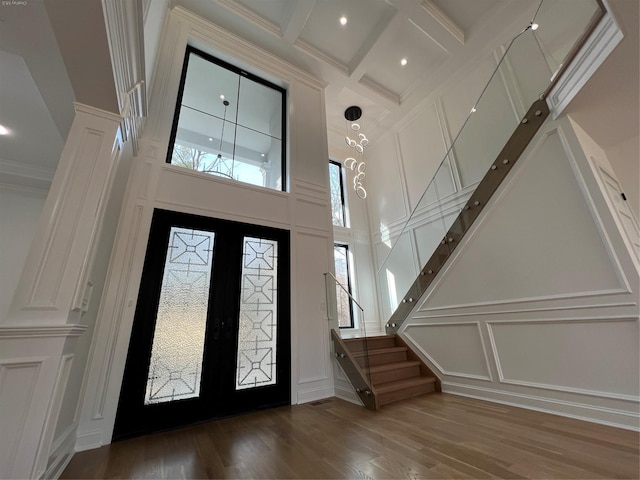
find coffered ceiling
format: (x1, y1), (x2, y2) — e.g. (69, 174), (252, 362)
(171, 0), (534, 145)
(0, 0), (636, 190)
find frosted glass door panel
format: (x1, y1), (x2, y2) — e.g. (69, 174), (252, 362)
(236, 237), (279, 390)
(144, 227), (215, 405)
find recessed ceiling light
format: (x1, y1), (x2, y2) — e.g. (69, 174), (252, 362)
(0, 124), (9, 135)
(261, 153), (266, 157)
(220, 94), (225, 100)
(531, 22), (539, 30)
(400, 58), (408, 66)
(208, 137), (213, 141)
(339, 16), (347, 26)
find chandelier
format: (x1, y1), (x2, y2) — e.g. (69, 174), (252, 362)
(343, 106), (368, 199)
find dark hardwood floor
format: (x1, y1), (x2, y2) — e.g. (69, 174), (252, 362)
(61, 394), (639, 479)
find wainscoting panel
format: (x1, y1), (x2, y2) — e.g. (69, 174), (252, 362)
(404, 322), (492, 380)
(0, 359), (42, 477)
(422, 129), (627, 310)
(397, 103), (449, 211)
(488, 317), (639, 398)
(397, 119), (639, 430)
(293, 231), (333, 400)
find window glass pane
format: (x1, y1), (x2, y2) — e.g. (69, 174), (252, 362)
(145, 227), (215, 404)
(234, 125), (282, 189)
(236, 237), (279, 390)
(334, 244), (354, 328)
(329, 161), (345, 227)
(168, 49), (285, 191)
(237, 76), (283, 139)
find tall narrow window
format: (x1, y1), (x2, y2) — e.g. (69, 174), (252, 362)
(167, 46), (286, 191)
(333, 243), (354, 328)
(329, 160), (347, 227)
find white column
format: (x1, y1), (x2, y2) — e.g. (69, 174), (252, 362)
(0, 103), (122, 479)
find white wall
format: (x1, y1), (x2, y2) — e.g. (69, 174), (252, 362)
(76, 6), (335, 449)
(0, 186), (47, 321)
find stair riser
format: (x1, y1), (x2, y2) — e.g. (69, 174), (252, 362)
(345, 337), (396, 353)
(357, 350), (407, 367)
(371, 366), (420, 385)
(378, 382), (436, 407)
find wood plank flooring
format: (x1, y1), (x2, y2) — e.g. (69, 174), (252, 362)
(61, 394), (639, 479)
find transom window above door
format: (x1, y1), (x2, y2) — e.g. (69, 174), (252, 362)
(166, 46), (287, 191)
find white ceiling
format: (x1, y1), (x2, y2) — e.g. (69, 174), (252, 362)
(0, 0), (637, 191)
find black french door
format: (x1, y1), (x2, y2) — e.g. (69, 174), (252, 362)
(114, 209), (290, 440)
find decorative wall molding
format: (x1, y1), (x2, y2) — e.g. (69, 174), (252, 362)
(0, 325), (87, 339)
(102, 0), (147, 154)
(0, 358), (42, 478)
(414, 127), (633, 313)
(486, 316), (639, 402)
(410, 300), (639, 319)
(547, 11), (623, 118)
(0, 159), (55, 191)
(7, 105), (123, 323)
(32, 354), (74, 479)
(443, 382), (639, 431)
(403, 322), (493, 381)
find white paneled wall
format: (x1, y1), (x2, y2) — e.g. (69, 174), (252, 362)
(356, 15), (638, 429)
(0, 186), (47, 322)
(76, 6), (335, 450)
(399, 118), (639, 429)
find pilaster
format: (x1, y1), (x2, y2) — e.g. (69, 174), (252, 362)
(6, 104), (123, 327)
(0, 104), (122, 479)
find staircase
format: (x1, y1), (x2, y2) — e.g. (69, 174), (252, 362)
(340, 333), (440, 408)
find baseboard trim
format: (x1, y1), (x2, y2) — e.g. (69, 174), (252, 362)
(296, 386), (335, 404)
(443, 382), (639, 431)
(75, 429), (104, 452)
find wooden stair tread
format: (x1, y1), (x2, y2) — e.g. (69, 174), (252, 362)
(374, 376), (436, 394)
(343, 334), (395, 343)
(352, 346), (407, 357)
(368, 360), (421, 373)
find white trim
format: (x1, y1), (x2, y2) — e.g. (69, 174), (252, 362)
(442, 382), (640, 431)
(402, 322), (493, 381)
(0, 325), (87, 339)
(420, 1), (464, 45)
(213, 0), (283, 38)
(485, 316), (639, 402)
(410, 301), (638, 318)
(547, 11), (624, 118)
(296, 386), (335, 404)
(74, 430), (103, 452)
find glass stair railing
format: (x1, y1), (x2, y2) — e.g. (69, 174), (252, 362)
(378, 0), (605, 333)
(325, 272), (379, 409)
